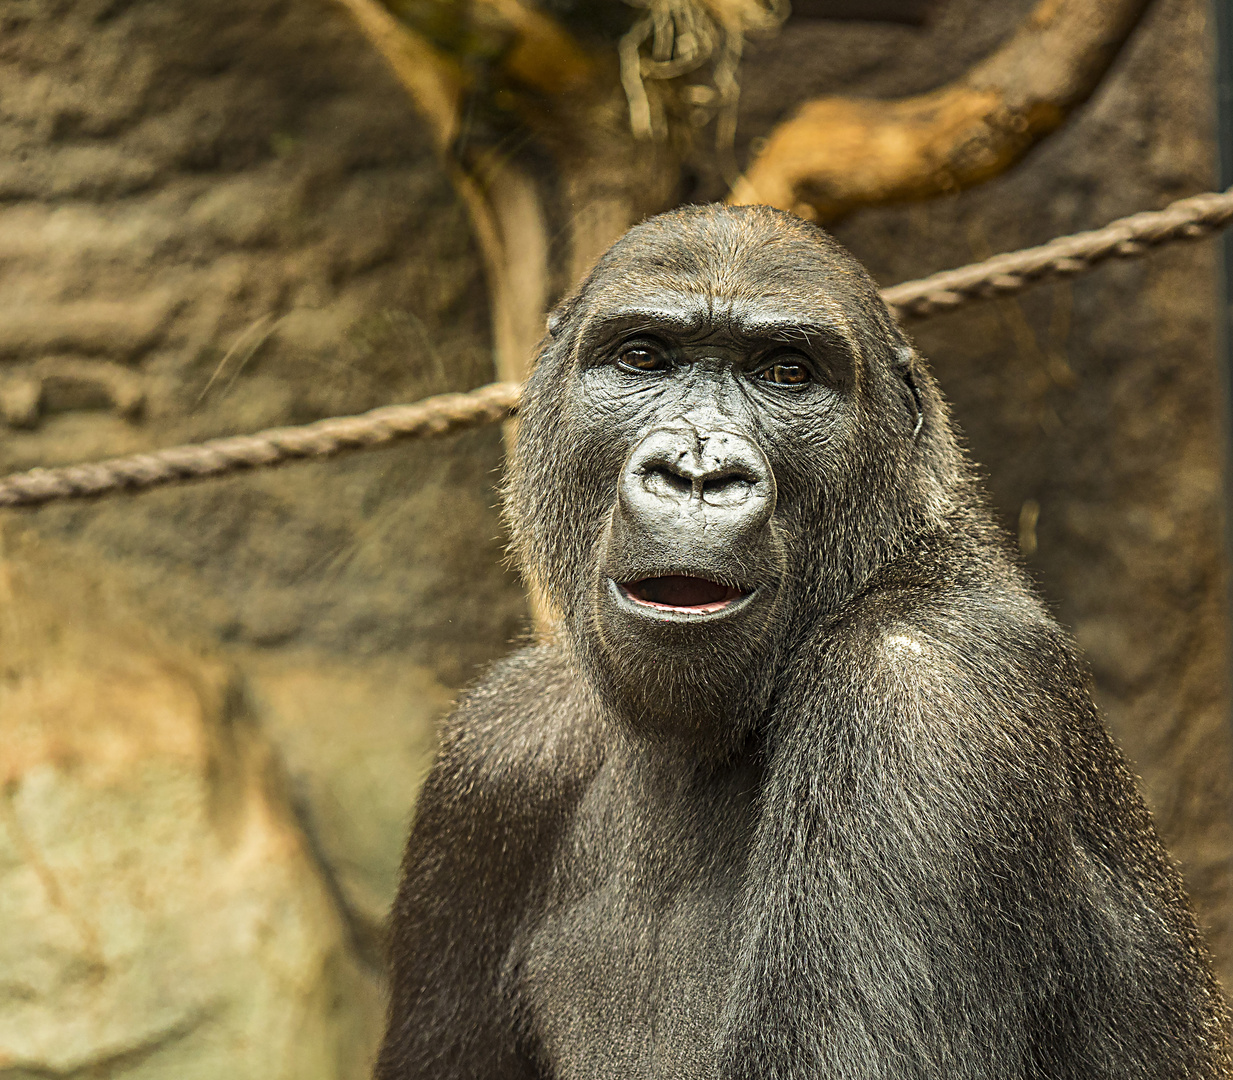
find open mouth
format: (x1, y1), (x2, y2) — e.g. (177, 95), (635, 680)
(620, 575), (749, 614)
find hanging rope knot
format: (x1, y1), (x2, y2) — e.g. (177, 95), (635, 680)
(618, 0), (787, 147)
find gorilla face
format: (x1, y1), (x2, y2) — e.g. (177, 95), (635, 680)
(508, 205), (952, 754)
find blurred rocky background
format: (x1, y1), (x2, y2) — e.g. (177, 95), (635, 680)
(0, 0), (1228, 1075)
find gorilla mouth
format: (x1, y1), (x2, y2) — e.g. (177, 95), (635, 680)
(621, 576), (748, 613)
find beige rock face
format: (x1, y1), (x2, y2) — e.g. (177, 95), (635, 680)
(0, 539), (382, 1079)
(0, 2), (528, 1072)
(245, 654), (452, 954)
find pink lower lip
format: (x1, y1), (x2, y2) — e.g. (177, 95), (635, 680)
(625, 592), (737, 614)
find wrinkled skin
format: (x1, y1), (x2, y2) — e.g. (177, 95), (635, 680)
(378, 206), (1232, 1080)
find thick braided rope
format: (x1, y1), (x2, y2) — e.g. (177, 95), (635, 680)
(0, 382), (521, 508)
(882, 187), (1233, 319)
(3, 186), (1232, 509)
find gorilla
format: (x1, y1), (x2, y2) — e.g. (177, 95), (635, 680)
(377, 205), (1231, 1079)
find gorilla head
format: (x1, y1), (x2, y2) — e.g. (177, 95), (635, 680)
(508, 205), (966, 754)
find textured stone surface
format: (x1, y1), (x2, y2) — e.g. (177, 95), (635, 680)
(0, 3), (526, 1071)
(245, 653), (452, 954)
(0, 534), (383, 1079)
(0, 0), (526, 680)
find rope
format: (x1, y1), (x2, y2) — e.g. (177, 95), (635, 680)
(0, 382), (521, 508)
(3, 186), (1232, 509)
(881, 187), (1233, 319)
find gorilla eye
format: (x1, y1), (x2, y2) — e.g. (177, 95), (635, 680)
(617, 345), (670, 373)
(757, 361), (811, 386)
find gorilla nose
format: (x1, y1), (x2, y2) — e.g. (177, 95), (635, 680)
(616, 425), (776, 553)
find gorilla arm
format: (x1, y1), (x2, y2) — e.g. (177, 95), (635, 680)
(715, 593), (1230, 1080)
(375, 647), (602, 1080)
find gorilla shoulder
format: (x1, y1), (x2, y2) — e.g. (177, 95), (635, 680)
(435, 642), (605, 802)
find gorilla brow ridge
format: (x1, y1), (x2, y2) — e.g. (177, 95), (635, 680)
(577, 225), (868, 366)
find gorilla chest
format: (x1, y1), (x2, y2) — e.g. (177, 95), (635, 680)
(514, 757), (758, 1079)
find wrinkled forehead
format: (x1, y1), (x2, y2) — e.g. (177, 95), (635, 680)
(577, 210), (885, 346)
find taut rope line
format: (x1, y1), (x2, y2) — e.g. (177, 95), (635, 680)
(0, 383), (522, 508)
(3, 187), (1233, 510)
(880, 187), (1233, 318)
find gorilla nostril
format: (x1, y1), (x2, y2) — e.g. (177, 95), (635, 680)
(641, 466), (757, 505)
(700, 472), (755, 507)
(642, 466), (694, 499)
(623, 427), (775, 522)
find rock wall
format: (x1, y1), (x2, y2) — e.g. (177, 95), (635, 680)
(0, 0), (1230, 1074)
(0, 538), (383, 1079)
(0, 0), (525, 1072)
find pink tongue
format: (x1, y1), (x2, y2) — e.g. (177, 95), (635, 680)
(626, 576), (743, 611)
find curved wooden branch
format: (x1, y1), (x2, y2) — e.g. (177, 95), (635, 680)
(728, 0), (1154, 221)
(332, 0), (599, 367)
(332, 0), (465, 151)
(480, 0), (597, 95)
(335, 0), (596, 130)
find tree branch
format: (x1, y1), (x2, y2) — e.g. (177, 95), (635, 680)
(336, 0), (597, 129)
(332, 0), (465, 151)
(728, 0), (1154, 221)
(788, 0), (938, 24)
(479, 0), (597, 96)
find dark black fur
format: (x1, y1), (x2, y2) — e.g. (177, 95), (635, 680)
(377, 205), (1232, 1078)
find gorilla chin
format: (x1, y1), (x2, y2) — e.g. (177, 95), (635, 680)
(589, 526), (787, 752)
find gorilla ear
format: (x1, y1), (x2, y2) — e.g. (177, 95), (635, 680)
(892, 343), (924, 441)
(547, 297), (578, 339)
